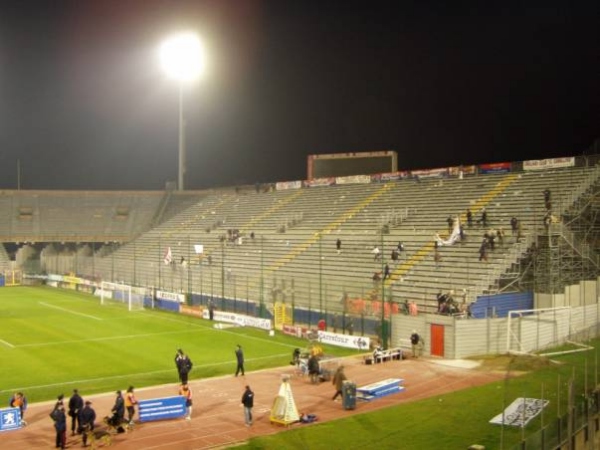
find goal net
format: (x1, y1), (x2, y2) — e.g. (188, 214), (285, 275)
(99, 281), (144, 311)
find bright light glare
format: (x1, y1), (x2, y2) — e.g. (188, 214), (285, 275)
(159, 32), (205, 82)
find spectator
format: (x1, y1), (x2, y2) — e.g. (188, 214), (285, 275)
(466, 209), (473, 227)
(372, 246), (381, 261)
(241, 385), (254, 426)
(383, 263), (391, 280)
(391, 248), (399, 263)
(477, 207), (488, 227)
(479, 238), (488, 262)
(235, 344), (245, 377)
(510, 216), (518, 236)
(68, 389), (83, 435)
(336, 238), (342, 254)
(397, 241), (405, 254)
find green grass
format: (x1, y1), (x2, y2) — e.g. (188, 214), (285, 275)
(0, 286), (355, 403)
(233, 343), (600, 450)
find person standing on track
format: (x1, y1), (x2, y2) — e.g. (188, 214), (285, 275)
(68, 389), (83, 435)
(241, 385), (254, 426)
(179, 383), (193, 420)
(125, 386), (138, 425)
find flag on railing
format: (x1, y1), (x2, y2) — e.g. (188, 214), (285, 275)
(164, 247), (172, 265)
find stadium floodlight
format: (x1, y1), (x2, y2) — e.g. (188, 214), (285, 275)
(159, 31), (205, 191)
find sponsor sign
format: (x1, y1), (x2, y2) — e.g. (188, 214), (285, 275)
(489, 397), (549, 427)
(410, 168), (449, 178)
(303, 177), (336, 187)
(180, 305), (203, 318)
(479, 162), (511, 174)
(448, 165), (477, 176)
(0, 407), (21, 432)
(282, 324), (308, 338)
(275, 180), (303, 190)
(317, 331), (370, 350)
(335, 175), (371, 185)
(372, 171), (410, 182)
(523, 157), (574, 171)
(139, 396), (187, 423)
(201, 310), (272, 330)
(156, 290), (185, 303)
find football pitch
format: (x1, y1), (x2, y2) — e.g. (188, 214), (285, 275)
(0, 286), (352, 404)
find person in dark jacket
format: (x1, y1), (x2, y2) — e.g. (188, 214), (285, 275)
(241, 385), (254, 426)
(109, 391), (125, 428)
(68, 389), (84, 435)
(307, 354), (320, 384)
(79, 401), (96, 447)
(235, 344), (245, 376)
(175, 349), (193, 384)
(52, 403), (67, 449)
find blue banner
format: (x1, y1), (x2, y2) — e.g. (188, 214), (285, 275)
(139, 396), (186, 423)
(0, 407), (22, 432)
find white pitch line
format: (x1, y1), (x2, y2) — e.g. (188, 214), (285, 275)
(0, 338), (15, 348)
(0, 353), (289, 394)
(39, 301), (102, 321)
(16, 328), (212, 349)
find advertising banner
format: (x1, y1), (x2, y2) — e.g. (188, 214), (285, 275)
(201, 310), (272, 330)
(410, 168), (449, 178)
(139, 396), (187, 423)
(448, 165), (477, 176)
(479, 162), (511, 174)
(335, 175), (371, 185)
(372, 171), (410, 182)
(156, 291), (185, 303)
(275, 180), (303, 190)
(0, 407), (21, 432)
(523, 157), (574, 171)
(317, 331), (370, 350)
(303, 177), (336, 187)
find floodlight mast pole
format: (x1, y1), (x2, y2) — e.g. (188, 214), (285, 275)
(178, 82), (185, 191)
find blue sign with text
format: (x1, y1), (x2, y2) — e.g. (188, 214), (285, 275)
(139, 396), (186, 423)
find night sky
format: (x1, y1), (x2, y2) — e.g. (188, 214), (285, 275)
(0, 0), (598, 190)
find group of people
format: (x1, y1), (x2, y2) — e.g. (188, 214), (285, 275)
(48, 389), (103, 449)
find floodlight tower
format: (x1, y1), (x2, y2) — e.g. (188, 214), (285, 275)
(159, 32), (205, 190)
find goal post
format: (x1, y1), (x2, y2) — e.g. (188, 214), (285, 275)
(99, 281), (144, 311)
(506, 306), (571, 355)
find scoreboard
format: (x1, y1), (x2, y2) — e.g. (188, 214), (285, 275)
(307, 151), (397, 179)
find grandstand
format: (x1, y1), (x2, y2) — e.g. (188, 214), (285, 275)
(1, 153), (599, 352)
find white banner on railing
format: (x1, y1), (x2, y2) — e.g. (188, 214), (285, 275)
(523, 157), (574, 171)
(156, 290), (185, 303)
(489, 397), (549, 427)
(201, 310), (272, 330)
(317, 331), (370, 350)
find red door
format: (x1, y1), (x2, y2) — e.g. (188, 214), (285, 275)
(430, 324), (445, 357)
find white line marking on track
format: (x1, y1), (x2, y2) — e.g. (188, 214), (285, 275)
(38, 301), (103, 321)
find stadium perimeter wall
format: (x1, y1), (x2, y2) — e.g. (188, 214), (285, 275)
(391, 279), (600, 359)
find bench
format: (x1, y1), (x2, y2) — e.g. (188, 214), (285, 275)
(364, 348), (403, 365)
